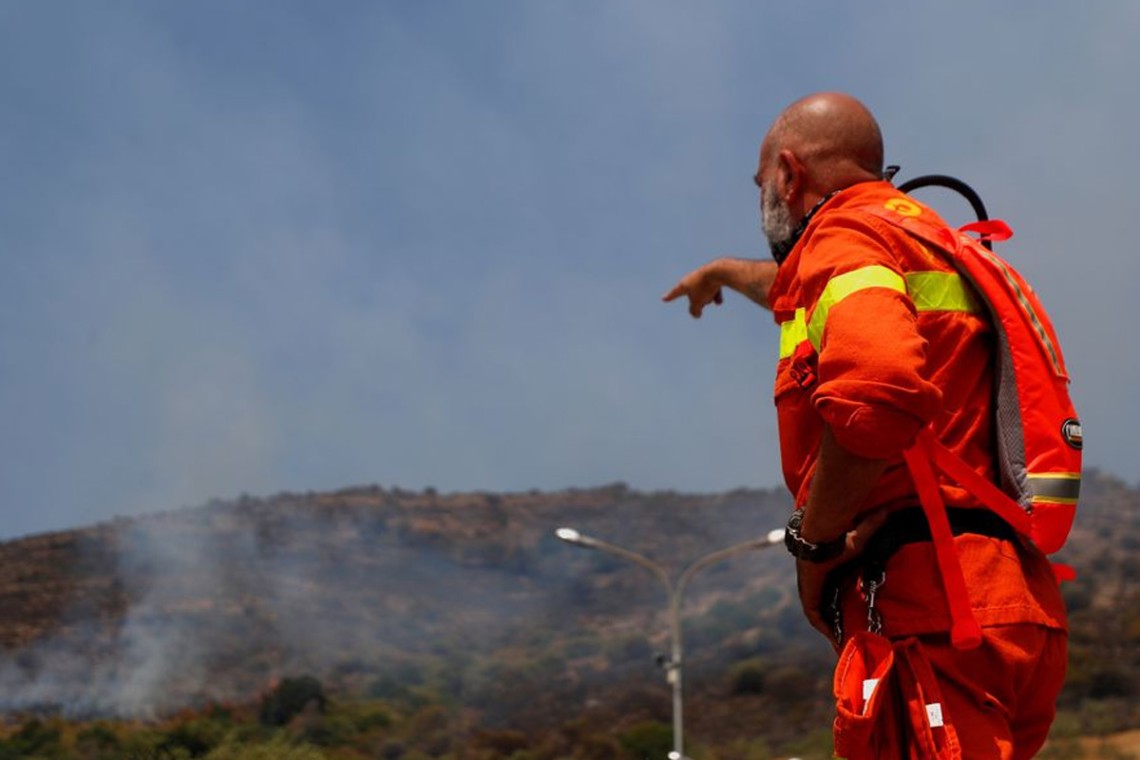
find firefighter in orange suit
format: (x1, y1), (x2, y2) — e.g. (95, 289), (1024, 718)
(664, 92), (1067, 759)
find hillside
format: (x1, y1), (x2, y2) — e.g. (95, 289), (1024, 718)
(0, 471), (1137, 754)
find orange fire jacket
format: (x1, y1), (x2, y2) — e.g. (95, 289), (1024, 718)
(767, 181), (1066, 636)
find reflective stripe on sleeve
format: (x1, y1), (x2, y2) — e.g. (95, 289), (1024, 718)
(905, 271), (980, 313)
(779, 308), (808, 359)
(777, 267), (983, 359)
(1028, 473), (1081, 505)
(807, 266), (905, 350)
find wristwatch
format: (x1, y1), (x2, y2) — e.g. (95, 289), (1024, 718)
(784, 509), (847, 563)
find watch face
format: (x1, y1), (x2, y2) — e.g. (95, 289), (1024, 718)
(784, 510), (845, 563)
(784, 511), (815, 559)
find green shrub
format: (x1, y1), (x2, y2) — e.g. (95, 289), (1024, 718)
(204, 736), (329, 760)
(776, 727), (834, 760)
(369, 674), (411, 701)
(161, 717), (230, 756)
(729, 657), (768, 695)
(297, 713), (357, 748)
(403, 704), (455, 756)
(342, 701), (393, 732)
(76, 721), (121, 752)
(764, 663), (815, 695)
(619, 721), (672, 760)
(724, 736), (773, 760)
(470, 728), (530, 757)
(259, 676), (327, 727)
(5, 719), (64, 758)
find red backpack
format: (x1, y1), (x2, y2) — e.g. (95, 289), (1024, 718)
(863, 190), (1082, 650)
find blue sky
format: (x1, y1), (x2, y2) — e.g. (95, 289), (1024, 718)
(1, 2), (1136, 538)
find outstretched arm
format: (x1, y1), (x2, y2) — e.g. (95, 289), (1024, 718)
(662, 258), (779, 317)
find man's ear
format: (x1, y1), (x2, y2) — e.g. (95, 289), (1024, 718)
(777, 149), (804, 205)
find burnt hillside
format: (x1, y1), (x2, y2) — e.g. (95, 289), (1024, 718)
(0, 484), (801, 718)
(0, 472), (1137, 743)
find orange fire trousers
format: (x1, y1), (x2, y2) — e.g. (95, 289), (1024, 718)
(835, 624), (1067, 759)
(914, 624), (1067, 760)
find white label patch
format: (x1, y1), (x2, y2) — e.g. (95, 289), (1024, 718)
(862, 678), (879, 704)
(926, 702), (944, 728)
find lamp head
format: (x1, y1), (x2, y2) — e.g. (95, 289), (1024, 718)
(555, 527), (582, 543)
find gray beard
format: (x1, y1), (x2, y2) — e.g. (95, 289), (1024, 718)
(761, 182), (796, 253)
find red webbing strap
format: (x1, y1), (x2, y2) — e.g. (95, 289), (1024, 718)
(925, 435), (1076, 585)
(902, 433), (984, 650)
(894, 639), (963, 759)
(922, 435), (1031, 535)
(1052, 563), (1076, 583)
(958, 219), (1013, 243)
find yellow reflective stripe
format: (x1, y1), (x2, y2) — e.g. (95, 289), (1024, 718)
(779, 268), (983, 359)
(807, 266), (905, 350)
(778, 308), (808, 359)
(905, 272), (980, 313)
(1028, 473), (1081, 504)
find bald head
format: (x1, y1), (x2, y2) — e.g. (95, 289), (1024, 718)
(753, 93), (885, 258)
(757, 93), (884, 210)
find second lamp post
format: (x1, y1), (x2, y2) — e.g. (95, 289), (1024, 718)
(555, 526), (786, 760)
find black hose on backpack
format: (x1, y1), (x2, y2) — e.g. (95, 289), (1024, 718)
(896, 174), (993, 250)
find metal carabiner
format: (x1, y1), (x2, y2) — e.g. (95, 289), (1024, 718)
(863, 566), (887, 636)
(829, 584), (844, 645)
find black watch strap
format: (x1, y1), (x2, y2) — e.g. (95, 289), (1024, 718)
(784, 509), (846, 563)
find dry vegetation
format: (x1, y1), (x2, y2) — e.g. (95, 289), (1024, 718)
(0, 472), (1136, 758)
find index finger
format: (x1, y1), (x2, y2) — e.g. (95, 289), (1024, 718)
(661, 283), (687, 302)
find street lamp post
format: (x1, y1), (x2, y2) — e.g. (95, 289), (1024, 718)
(555, 526), (786, 760)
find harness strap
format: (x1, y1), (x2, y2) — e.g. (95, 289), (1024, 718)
(902, 434), (985, 650)
(924, 434), (1076, 584)
(920, 430), (1031, 535)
